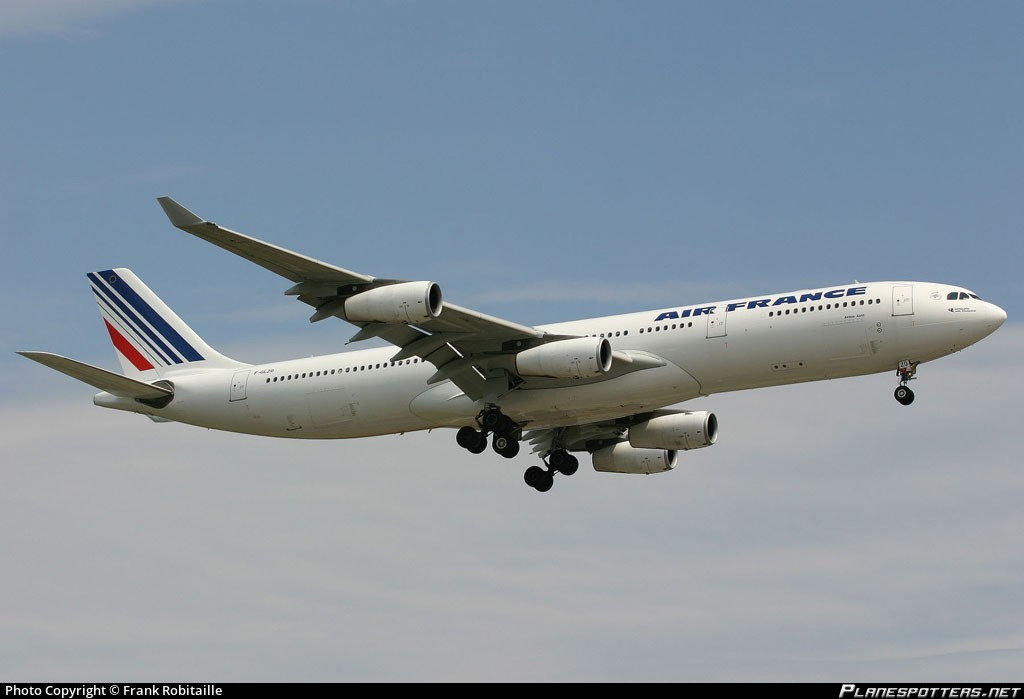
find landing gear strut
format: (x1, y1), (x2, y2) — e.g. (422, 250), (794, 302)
(894, 359), (918, 406)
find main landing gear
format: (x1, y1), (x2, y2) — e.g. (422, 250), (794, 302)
(894, 359), (918, 406)
(456, 407), (520, 459)
(455, 407), (580, 493)
(524, 449), (579, 493)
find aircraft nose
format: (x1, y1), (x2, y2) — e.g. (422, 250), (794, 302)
(991, 303), (1007, 328)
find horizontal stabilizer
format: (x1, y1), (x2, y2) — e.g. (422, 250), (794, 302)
(17, 351), (173, 399)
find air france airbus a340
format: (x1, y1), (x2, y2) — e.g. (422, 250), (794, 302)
(20, 198), (1007, 492)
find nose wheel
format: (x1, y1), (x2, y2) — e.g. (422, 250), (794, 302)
(894, 360), (918, 406)
(894, 385), (915, 405)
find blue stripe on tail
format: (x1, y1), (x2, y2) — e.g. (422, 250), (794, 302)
(90, 288), (176, 366)
(88, 271), (204, 362)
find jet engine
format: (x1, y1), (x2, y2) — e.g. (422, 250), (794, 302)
(344, 281), (442, 324)
(628, 411), (717, 450)
(592, 443), (678, 475)
(515, 337), (613, 379)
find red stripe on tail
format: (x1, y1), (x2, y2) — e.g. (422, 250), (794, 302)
(104, 319), (155, 371)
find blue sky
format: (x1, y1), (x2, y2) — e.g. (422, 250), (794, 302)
(2, 1), (1022, 681)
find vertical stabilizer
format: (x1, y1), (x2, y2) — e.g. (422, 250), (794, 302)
(87, 268), (245, 378)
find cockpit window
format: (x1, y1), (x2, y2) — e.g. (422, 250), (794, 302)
(947, 292), (959, 300)
(948, 290), (983, 301)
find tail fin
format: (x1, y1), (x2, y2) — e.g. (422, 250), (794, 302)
(87, 268), (245, 378)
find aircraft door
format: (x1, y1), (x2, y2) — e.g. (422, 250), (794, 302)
(892, 285), (914, 316)
(706, 310), (727, 338)
(229, 370), (250, 401)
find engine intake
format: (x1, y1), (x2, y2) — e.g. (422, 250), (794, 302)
(628, 411), (718, 451)
(344, 281), (442, 324)
(515, 337), (612, 379)
(592, 444), (678, 475)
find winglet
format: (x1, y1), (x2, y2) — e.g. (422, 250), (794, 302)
(157, 196), (205, 229)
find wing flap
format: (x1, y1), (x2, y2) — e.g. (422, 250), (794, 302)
(18, 351), (173, 399)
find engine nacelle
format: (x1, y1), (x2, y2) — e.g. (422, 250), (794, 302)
(628, 411), (718, 451)
(515, 337), (612, 379)
(344, 281), (442, 324)
(592, 444), (678, 475)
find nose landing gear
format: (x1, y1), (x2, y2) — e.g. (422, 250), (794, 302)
(894, 360), (918, 406)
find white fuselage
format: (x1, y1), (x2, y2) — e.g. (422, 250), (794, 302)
(94, 281), (1007, 438)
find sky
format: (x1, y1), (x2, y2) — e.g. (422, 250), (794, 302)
(1, 0), (1022, 682)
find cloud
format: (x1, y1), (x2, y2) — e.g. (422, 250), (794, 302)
(1, 326), (1021, 680)
(0, 0), (187, 38)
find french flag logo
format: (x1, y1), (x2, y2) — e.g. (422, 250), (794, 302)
(88, 270), (204, 371)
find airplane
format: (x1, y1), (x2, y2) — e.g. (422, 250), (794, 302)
(19, 197), (1007, 492)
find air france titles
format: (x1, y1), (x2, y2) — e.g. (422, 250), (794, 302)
(653, 286), (868, 322)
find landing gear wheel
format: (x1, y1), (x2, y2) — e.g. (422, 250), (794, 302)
(548, 450), (579, 476)
(524, 465), (553, 492)
(457, 426), (488, 454)
(457, 426), (478, 448)
(468, 432), (487, 454)
(481, 409), (504, 431)
(894, 385), (915, 405)
(492, 434), (520, 459)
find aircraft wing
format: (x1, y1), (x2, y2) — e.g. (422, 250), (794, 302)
(157, 197), (636, 401)
(158, 197), (376, 287)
